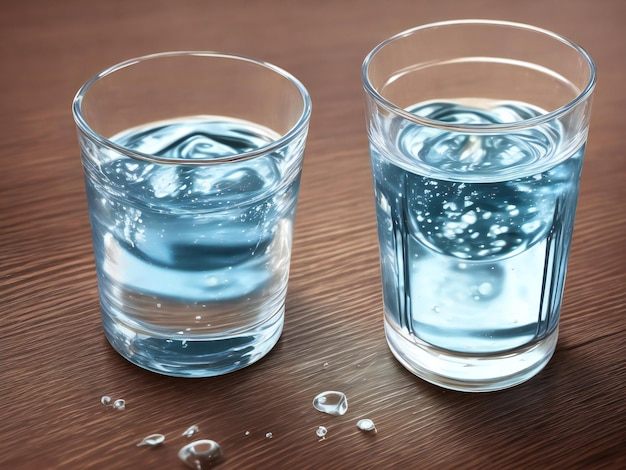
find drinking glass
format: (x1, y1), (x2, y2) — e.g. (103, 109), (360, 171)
(73, 52), (311, 377)
(362, 20), (596, 391)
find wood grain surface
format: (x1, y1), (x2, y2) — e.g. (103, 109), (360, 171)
(1, 1), (624, 468)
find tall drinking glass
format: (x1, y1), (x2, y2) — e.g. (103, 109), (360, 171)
(362, 20), (595, 391)
(73, 52), (311, 377)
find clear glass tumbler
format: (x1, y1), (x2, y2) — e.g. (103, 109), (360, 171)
(73, 52), (311, 377)
(362, 20), (596, 391)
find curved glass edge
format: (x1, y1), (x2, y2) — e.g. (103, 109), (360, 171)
(362, 19), (597, 133)
(72, 51), (312, 165)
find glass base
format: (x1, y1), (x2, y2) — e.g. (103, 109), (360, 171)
(102, 307), (284, 378)
(384, 319), (558, 392)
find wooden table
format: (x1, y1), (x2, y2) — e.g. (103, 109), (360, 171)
(2, 1), (624, 468)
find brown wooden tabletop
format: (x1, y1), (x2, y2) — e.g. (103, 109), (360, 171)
(1, 1), (625, 468)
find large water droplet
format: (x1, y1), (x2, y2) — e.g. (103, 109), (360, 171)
(312, 391), (348, 416)
(136, 434), (165, 447)
(357, 419), (377, 434)
(178, 440), (223, 469)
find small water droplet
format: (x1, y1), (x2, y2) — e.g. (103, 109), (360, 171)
(357, 419), (377, 434)
(113, 399), (126, 410)
(323, 362), (329, 368)
(315, 426), (328, 440)
(156, 303), (162, 308)
(265, 432), (273, 439)
(101, 395), (111, 406)
(244, 431), (250, 436)
(432, 306), (440, 313)
(182, 425), (199, 438)
(178, 440), (223, 469)
(136, 433), (165, 447)
(313, 391), (348, 416)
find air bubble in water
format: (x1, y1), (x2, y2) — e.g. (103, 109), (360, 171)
(357, 418), (377, 434)
(313, 391), (348, 416)
(182, 425), (199, 438)
(478, 283), (493, 296)
(461, 210), (477, 225)
(113, 399), (126, 410)
(316, 426), (328, 439)
(178, 440), (223, 469)
(136, 433), (165, 447)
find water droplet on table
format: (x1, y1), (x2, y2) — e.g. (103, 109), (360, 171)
(315, 426), (328, 440)
(313, 391), (348, 416)
(356, 418), (377, 434)
(100, 395), (111, 406)
(265, 432), (273, 439)
(182, 425), (199, 438)
(113, 399), (126, 410)
(136, 433), (165, 447)
(178, 440), (223, 469)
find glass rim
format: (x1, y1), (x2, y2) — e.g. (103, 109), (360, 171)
(362, 19), (597, 133)
(72, 51), (312, 165)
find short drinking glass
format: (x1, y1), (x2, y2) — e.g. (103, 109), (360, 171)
(73, 52), (311, 377)
(362, 20), (595, 391)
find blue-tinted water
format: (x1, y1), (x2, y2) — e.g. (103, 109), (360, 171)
(370, 100), (583, 354)
(82, 117), (303, 376)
